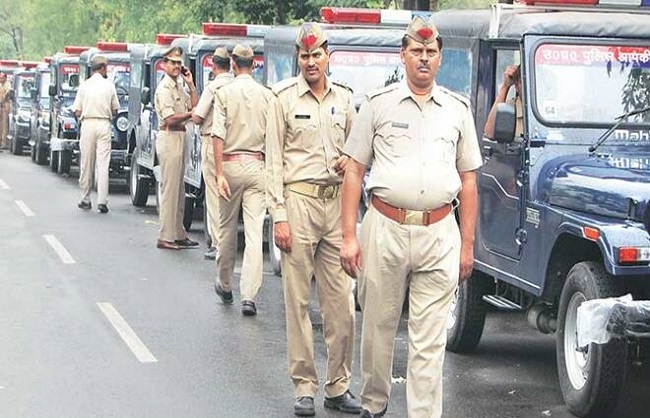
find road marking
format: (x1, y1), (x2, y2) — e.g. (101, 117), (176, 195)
(14, 200), (35, 217)
(43, 235), (76, 264)
(0, 178), (9, 190)
(97, 302), (158, 363)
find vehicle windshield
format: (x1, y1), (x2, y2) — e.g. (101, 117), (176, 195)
(328, 48), (472, 106)
(328, 50), (404, 106)
(199, 53), (264, 90)
(60, 64), (79, 92)
(16, 74), (35, 99)
(534, 42), (650, 125)
(107, 63), (130, 94)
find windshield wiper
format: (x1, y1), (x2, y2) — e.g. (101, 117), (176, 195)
(589, 105), (650, 153)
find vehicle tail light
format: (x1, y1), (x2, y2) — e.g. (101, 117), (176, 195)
(583, 226), (600, 241)
(618, 247), (650, 264)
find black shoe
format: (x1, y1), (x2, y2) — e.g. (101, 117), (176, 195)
(324, 390), (362, 414)
(77, 201), (91, 210)
(204, 247), (218, 260)
(175, 237), (199, 248)
(214, 283), (233, 305)
(98, 204), (108, 214)
(242, 300), (257, 316)
(360, 405), (387, 417)
(294, 396), (315, 417)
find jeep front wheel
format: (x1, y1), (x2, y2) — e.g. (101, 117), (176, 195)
(446, 271), (489, 353)
(557, 261), (626, 417)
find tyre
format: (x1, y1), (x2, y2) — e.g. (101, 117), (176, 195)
(11, 132), (22, 156)
(30, 143), (36, 162)
(556, 261), (626, 418)
(57, 150), (71, 175)
(268, 218), (282, 276)
(35, 141), (47, 165)
(446, 271), (489, 353)
(129, 148), (150, 207)
(50, 150), (59, 172)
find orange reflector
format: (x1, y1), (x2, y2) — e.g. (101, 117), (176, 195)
(619, 247), (638, 264)
(583, 226), (600, 240)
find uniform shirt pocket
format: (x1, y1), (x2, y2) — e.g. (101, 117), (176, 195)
(428, 125), (459, 164)
(331, 112), (347, 148)
(377, 123), (413, 159)
(289, 116), (317, 148)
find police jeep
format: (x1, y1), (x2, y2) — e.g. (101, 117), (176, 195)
(263, 8), (473, 276)
(45, 46), (87, 169)
(423, 2), (650, 417)
(180, 23), (270, 234)
(127, 34), (186, 209)
(8, 63), (38, 155)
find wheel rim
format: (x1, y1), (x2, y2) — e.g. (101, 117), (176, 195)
(564, 291), (589, 390)
(447, 287), (460, 330)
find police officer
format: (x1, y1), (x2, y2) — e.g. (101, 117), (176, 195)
(73, 55), (119, 213)
(155, 46), (199, 250)
(211, 44), (272, 316)
(340, 16), (483, 418)
(266, 23), (360, 417)
(191, 47), (233, 260)
(485, 64), (523, 138)
(0, 72), (11, 151)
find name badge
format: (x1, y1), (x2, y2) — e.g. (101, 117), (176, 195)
(391, 122), (409, 129)
(295, 114), (311, 120)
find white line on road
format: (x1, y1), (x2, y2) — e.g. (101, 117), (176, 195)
(97, 302), (158, 363)
(43, 235), (76, 264)
(0, 178), (9, 190)
(14, 200), (35, 217)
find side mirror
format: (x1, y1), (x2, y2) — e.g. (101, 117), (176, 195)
(48, 85), (56, 97)
(141, 87), (151, 105)
(69, 74), (79, 88)
(493, 103), (516, 144)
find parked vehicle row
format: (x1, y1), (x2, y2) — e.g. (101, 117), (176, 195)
(2, 2), (650, 417)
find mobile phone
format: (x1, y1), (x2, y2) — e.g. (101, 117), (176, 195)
(181, 66), (189, 76)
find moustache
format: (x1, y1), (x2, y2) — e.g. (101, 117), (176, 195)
(417, 63), (430, 70)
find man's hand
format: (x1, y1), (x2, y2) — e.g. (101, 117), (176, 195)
(181, 69), (194, 86)
(333, 155), (349, 176)
(216, 175), (231, 201)
(503, 65), (519, 89)
(459, 242), (474, 282)
(274, 221), (292, 253)
(340, 237), (362, 278)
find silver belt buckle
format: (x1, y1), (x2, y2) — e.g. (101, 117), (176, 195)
(318, 185), (336, 199)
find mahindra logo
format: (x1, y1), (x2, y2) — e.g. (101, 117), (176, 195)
(613, 130), (650, 141)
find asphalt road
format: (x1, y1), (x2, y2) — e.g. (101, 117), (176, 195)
(1, 152), (648, 418)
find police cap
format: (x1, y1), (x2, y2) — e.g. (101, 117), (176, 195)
(405, 16), (439, 45)
(162, 46), (184, 63)
(295, 22), (327, 53)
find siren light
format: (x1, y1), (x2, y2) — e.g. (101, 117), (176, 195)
(97, 41), (128, 52)
(0, 60), (20, 67)
(201, 23), (269, 38)
(320, 7), (432, 25)
(64, 46), (89, 55)
(20, 61), (40, 69)
(157, 34), (185, 45)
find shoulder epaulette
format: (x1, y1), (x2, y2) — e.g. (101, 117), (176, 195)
(365, 83), (399, 101)
(272, 77), (298, 95)
(331, 81), (353, 94)
(438, 86), (470, 108)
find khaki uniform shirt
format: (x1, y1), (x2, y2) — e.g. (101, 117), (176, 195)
(211, 74), (273, 154)
(266, 74), (356, 223)
(73, 73), (119, 120)
(155, 74), (191, 129)
(0, 80), (13, 111)
(509, 96), (524, 137)
(194, 73), (233, 136)
(345, 82), (482, 211)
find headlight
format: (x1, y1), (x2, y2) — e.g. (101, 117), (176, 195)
(116, 115), (129, 132)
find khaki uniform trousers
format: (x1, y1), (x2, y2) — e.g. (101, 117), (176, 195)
(281, 189), (355, 398)
(359, 205), (460, 418)
(201, 135), (220, 248)
(79, 119), (112, 205)
(216, 159), (266, 302)
(0, 103), (9, 148)
(156, 131), (187, 242)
